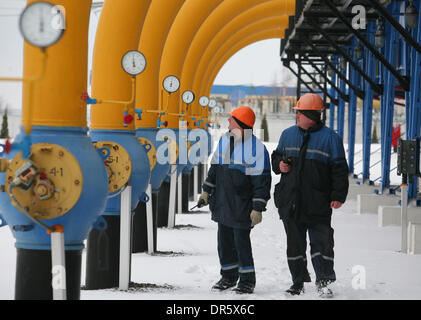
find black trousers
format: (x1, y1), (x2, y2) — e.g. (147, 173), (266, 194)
(217, 223), (256, 286)
(282, 219), (336, 285)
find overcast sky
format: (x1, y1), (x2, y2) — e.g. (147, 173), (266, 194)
(0, 0), (296, 112)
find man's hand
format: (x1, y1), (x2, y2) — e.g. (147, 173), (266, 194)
(250, 210), (262, 227)
(330, 201), (343, 209)
(197, 192), (209, 208)
(279, 161), (291, 173)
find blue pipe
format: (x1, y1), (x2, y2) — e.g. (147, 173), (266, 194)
(0, 126), (108, 250)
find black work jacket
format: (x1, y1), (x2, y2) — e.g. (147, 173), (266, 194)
(272, 124), (349, 224)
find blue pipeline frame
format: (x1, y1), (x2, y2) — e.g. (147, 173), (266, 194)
(347, 38), (361, 175)
(329, 55), (338, 130)
(361, 22), (377, 183)
(379, 2), (399, 193)
(406, 0), (421, 202)
(337, 55), (347, 140)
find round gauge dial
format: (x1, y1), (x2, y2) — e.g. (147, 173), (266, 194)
(19, 1), (65, 48)
(163, 75), (180, 93)
(182, 90), (195, 104)
(208, 99), (217, 108)
(199, 96), (210, 107)
(213, 106), (221, 114)
(121, 50), (146, 76)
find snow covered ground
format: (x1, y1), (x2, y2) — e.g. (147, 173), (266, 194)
(1, 142), (420, 300)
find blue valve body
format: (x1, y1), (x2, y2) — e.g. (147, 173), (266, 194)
(89, 129), (150, 215)
(0, 126), (109, 250)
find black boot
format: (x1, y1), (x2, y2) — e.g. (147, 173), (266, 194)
(316, 280), (333, 298)
(286, 283), (304, 295)
(212, 277), (238, 291)
(233, 282), (254, 294)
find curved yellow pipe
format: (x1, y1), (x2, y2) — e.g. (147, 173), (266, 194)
(189, 2), (290, 127)
(202, 28), (285, 122)
(195, 16), (288, 127)
(180, 0), (294, 102)
(206, 29), (285, 93)
(159, 0), (224, 129)
(201, 17), (287, 95)
(181, 0), (294, 128)
(22, 0), (92, 128)
(90, 0), (151, 130)
(135, 0), (185, 128)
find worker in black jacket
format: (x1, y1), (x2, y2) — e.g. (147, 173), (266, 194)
(197, 106), (271, 294)
(272, 93), (349, 298)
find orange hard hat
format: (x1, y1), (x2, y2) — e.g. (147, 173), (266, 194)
(229, 106), (255, 128)
(294, 93), (324, 111)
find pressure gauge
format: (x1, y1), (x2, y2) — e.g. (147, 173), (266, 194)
(208, 99), (217, 108)
(19, 1), (65, 48)
(182, 90), (195, 104)
(199, 96), (209, 107)
(213, 106), (221, 114)
(163, 75), (180, 93)
(121, 50), (146, 76)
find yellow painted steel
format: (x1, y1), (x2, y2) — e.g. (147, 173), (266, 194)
(90, 0), (151, 130)
(135, 0), (185, 128)
(6, 144), (83, 220)
(189, 2), (291, 128)
(200, 17), (288, 97)
(180, 0), (295, 129)
(159, 0), (224, 129)
(204, 28), (285, 95)
(22, 0), (91, 128)
(204, 29), (286, 94)
(0, 51), (47, 134)
(202, 28), (285, 122)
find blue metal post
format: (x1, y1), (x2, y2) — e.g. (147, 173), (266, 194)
(337, 55), (347, 140)
(407, 0), (421, 202)
(348, 38), (360, 174)
(329, 56), (338, 130)
(362, 22), (377, 183)
(380, 2), (399, 192)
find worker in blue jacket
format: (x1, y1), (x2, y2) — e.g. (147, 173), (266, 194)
(196, 106), (271, 294)
(272, 94), (349, 298)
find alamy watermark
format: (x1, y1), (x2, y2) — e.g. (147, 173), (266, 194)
(153, 127), (266, 176)
(351, 5), (367, 30)
(351, 265), (366, 290)
(51, 5), (66, 30)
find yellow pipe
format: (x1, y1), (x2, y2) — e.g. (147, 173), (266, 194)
(22, 0), (92, 129)
(159, 0), (224, 129)
(180, 0), (295, 128)
(205, 29), (286, 94)
(196, 17), (288, 127)
(90, 0), (151, 131)
(200, 18), (288, 96)
(189, 2), (291, 127)
(93, 77), (136, 107)
(135, 0), (185, 128)
(202, 28), (285, 122)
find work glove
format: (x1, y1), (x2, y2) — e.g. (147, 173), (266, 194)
(197, 191), (209, 208)
(250, 210), (262, 227)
